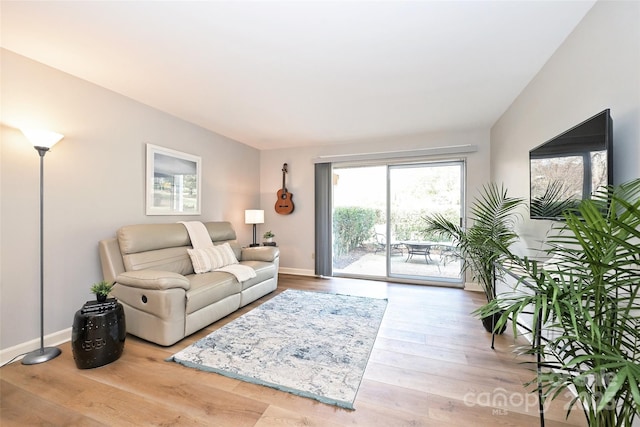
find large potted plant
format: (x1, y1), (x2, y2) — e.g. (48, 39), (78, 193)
(480, 178), (640, 426)
(423, 183), (525, 332)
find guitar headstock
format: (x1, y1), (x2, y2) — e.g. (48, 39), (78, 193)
(282, 163), (288, 173)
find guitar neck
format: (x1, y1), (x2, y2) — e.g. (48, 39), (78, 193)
(281, 164), (288, 190)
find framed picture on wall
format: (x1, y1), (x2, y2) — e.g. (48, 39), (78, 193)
(146, 144), (201, 215)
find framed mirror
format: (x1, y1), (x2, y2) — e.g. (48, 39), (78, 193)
(146, 144), (201, 215)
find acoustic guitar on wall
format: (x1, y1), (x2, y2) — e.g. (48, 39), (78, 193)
(275, 163), (294, 215)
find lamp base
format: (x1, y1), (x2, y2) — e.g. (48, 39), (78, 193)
(22, 346), (61, 365)
(249, 243), (261, 247)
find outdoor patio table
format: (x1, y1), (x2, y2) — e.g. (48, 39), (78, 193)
(401, 241), (436, 263)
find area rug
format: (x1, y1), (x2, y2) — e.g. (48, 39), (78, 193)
(167, 289), (387, 409)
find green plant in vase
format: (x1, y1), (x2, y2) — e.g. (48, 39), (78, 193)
(90, 280), (114, 303)
(480, 178), (640, 426)
(423, 183), (525, 332)
(263, 230), (275, 243)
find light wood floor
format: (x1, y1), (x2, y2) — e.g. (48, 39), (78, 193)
(1, 274), (587, 426)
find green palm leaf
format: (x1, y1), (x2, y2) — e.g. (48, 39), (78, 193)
(423, 183), (525, 302)
(481, 178), (640, 427)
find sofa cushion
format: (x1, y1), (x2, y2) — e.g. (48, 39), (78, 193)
(118, 223), (191, 254)
(123, 246), (195, 276)
(118, 222), (240, 269)
(187, 243), (238, 274)
(185, 272), (241, 314)
(117, 270), (190, 290)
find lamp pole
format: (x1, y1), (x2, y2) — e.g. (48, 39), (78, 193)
(252, 223), (258, 247)
(22, 145), (61, 365)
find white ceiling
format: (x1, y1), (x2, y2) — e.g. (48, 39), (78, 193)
(1, 0), (596, 150)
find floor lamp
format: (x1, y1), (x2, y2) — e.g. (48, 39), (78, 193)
(245, 209), (264, 247)
(21, 129), (64, 365)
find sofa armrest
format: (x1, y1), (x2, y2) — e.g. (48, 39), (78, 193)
(241, 246), (280, 262)
(116, 270), (190, 291)
(99, 238), (125, 283)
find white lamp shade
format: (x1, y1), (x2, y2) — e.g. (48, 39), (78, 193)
(21, 129), (64, 149)
(245, 209), (264, 224)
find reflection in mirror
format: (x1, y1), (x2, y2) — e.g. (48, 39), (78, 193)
(530, 150), (607, 219)
(528, 109), (612, 220)
(146, 144), (201, 215)
(153, 152), (199, 212)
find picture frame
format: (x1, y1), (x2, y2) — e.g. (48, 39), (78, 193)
(146, 144), (201, 215)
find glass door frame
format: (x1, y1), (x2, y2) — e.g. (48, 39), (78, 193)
(331, 159), (466, 287)
(385, 161), (465, 285)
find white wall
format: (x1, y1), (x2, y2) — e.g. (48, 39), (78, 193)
(491, 0), (640, 255)
(260, 129), (491, 275)
(1, 49), (261, 353)
(7, 0), (634, 357)
(491, 5), (639, 420)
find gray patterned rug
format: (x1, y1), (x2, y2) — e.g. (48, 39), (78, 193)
(168, 289), (387, 409)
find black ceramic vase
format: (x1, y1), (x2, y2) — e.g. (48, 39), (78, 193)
(71, 299), (126, 369)
(482, 311), (507, 334)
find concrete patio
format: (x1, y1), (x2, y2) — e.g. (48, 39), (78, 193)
(335, 250), (462, 281)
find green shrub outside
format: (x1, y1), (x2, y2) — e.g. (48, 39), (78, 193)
(333, 207), (378, 256)
(388, 207), (459, 242)
(333, 205), (459, 257)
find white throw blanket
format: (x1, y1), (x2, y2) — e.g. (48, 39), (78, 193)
(217, 264), (256, 282)
(179, 221), (213, 248)
(179, 221), (256, 282)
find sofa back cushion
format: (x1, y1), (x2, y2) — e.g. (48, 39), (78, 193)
(124, 247), (194, 275)
(118, 223), (190, 254)
(117, 221), (240, 274)
(203, 222), (242, 260)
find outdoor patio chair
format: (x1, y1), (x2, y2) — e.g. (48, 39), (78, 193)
(374, 233), (404, 256)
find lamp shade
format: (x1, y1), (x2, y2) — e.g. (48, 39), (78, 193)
(21, 129), (64, 149)
(245, 209), (264, 224)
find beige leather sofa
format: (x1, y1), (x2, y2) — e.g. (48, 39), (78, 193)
(99, 221), (279, 346)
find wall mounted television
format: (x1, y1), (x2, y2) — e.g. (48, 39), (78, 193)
(529, 109), (612, 220)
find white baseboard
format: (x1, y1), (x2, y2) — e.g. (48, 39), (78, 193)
(464, 281), (483, 292)
(278, 267), (316, 277)
(1, 328), (72, 366)
(3, 269), (313, 365)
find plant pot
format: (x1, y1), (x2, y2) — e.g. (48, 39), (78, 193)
(482, 311), (507, 334)
(97, 294), (107, 303)
(264, 237), (273, 243)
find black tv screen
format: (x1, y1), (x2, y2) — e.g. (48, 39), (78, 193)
(529, 109), (612, 220)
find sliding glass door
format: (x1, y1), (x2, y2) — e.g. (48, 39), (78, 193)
(332, 161), (463, 285)
(332, 165), (387, 277)
(387, 163), (463, 282)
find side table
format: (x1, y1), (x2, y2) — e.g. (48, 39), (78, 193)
(72, 298), (126, 369)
